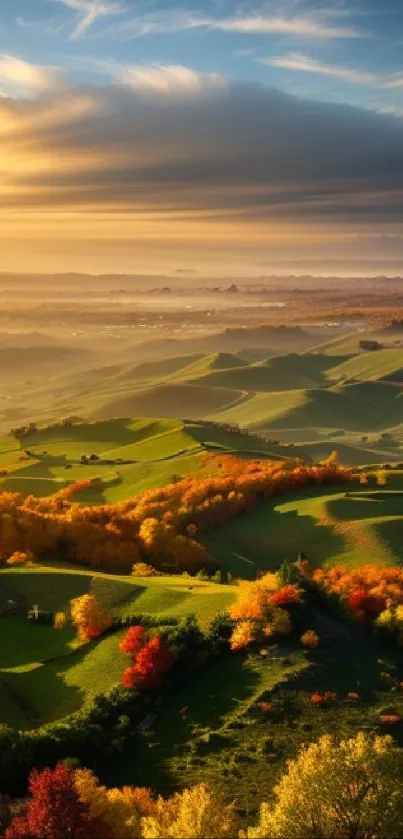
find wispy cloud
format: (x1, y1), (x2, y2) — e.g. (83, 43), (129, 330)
(16, 16), (67, 36)
(49, 0), (126, 39)
(103, 61), (226, 93)
(108, 9), (365, 41)
(212, 15), (363, 39)
(0, 54), (64, 97)
(264, 53), (403, 89)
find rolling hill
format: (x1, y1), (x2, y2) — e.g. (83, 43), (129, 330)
(0, 417), (290, 501)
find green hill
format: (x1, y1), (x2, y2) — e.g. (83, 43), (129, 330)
(0, 567), (236, 729)
(204, 475), (403, 578)
(115, 354), (204, 383)
(327, 348), (403, 382)
(96, 383), (246, 421)
(0, 416), (294, 501)
(214, 382), (403, 433)
(190, 354), (352, 393)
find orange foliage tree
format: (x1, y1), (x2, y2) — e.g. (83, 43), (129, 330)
(309, 563), (403, 623)
(0, 458), (356, 573)
(229, 573), (297, 650)
(70, 594), (113, 641)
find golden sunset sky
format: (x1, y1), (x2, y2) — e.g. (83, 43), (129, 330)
(1, 0), (403, 274)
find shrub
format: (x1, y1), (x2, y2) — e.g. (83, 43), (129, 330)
(7, 550), (34, 567)
(270, 585), (301, 608)
(300, 630), (320, 649)
(132, 562), (160, 577)
(54, 612), (67, 630)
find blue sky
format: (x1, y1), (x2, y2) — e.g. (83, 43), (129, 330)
(1, 0), (403, 274)
(4, 0), (403, 112)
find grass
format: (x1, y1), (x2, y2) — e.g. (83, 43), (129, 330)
(98, 647), (308, 796)
(327, 349), (403, 383)
(0, 416), (301, 502)
(189, 354), (352, 393)
(0, 567), (237, 729)
(205, 475), (403, 577)
(99, 623), (403, 826)
(96, 383), (246, 421)
(0, 420), (212, 500)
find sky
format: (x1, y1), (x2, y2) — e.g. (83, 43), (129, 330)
(1, 0), (403, 275)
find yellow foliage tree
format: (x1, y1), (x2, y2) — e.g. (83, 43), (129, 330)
(141, 784), (234, 839)
(244, 732), (403, 838)
(53, 612), (67, 630)
(375, 470), (388, 486)
(229, 574), (280, 622)
(230, 620), (256, 651)
(74, 768), (155, 839)
(70, 594), (112, 641)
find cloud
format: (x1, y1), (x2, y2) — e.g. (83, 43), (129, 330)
(16, 16), (67, 36)
(211, 15), (362, 39)
(101, 61), (226, 93)
(264, 53), (403, 89)
(49, 0), (126, 39)
(110, 8), (364, 41)
(0, 54), (64, 97)
(1, 73), (403, 232)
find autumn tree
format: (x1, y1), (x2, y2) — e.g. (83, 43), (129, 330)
(5, 763), (106, 839)
(229, 573), (295, 649)
(119, 626), (146, 657)
(122, 637), (174, 690)
(0, 458), (356, 573)
(74, 768), (155, 839)
(70, 594), (112, 641)
(141, 783), (235, 838)
(244, 732), (403, 838)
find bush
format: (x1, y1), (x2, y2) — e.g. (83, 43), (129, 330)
(300, 630), (320, 649)
(207, 612), (236, 654)
(132, 562), (161, 577)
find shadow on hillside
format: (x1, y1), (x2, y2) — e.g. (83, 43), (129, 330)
(2, 571), (91, 613)
(206, 503), (346, 579)
(23, 419), (144, 449)
(372, 519), (403, 563)
(98, 654), (263, 792)
(0, 619), (75, 669)
(277, 630), (403, 704)
(0, 456), (68, 498)
(1, 638), (99, 729)
(327, 494), (403, 521)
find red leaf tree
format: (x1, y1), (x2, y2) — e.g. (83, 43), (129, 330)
(120, 629), (174, 691)
(119, 626), (146, 657)
(132, 637), (174, 689)
(5, 763), (107, 839)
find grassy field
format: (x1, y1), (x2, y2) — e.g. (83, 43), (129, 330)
(0, 418), (293, 502)
(327, 349), (403, 383)
(205, 474), (403, 578)
(1, 474), (401, 731)
(99, 625), (403, 825)
(0, 568), (237, 729)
